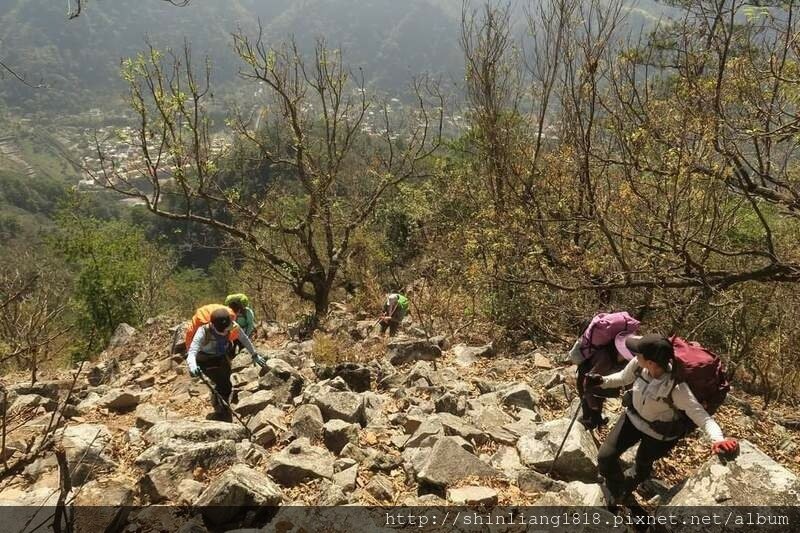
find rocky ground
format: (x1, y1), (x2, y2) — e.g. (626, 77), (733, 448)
(1, 306), (799, 532)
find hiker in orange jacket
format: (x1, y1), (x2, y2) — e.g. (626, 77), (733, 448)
(185, 306), (266, 421)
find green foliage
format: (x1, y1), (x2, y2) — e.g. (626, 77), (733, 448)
(56, 212), (165, 342)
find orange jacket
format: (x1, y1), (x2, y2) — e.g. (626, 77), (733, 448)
(184, 304), (240, 348)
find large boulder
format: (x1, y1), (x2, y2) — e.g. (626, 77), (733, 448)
(323, 419), (360, 455)
(662, 440), (800, 513)
(97, 388), (141, 411)
(108, 323), (137, 348)
(386, 338), (442, 366)
(140, 440), (237, 502)
(9, 380), (70, 399)
(87, 358), (119, 386)
(195, 464), (283, 525)
(72, 478), (135, 533)
(452, 343), (495, 367)
(134, 403), (173, 430)
(58, 424), (116, 485)
(9, 394), (57, 413)
(501, 383), (539, 410)
(434, 391), (467, 416)
(516, 418), (597, 482)
(312, 389), (365, 425)
(332, 362), (371, 392)
(233, 390), (274, 416)
(469, 406), (518, 445)
(291, 404), (325, 440)
(266, 438), (335, 486)
(437, 413), (487, 445)
(417, 437), (500, 487)
(259, 358), (304, 404)
(144, 420), (247, 444)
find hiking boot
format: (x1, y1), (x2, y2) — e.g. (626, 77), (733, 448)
(579, 414), (609, 431)
(206, 409), (232, 422)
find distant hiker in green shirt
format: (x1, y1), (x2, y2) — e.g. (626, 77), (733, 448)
(225, 294), (256, 352)
(379, 293), (408, 336)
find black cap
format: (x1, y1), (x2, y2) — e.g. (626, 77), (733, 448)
(625, 333), (674, 365)
(210, 308), (232, 332)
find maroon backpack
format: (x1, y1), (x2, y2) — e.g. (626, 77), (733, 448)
(668, 336), (730, 415)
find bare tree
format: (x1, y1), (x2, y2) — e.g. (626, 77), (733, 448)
(0, 250), (70, 384)
(92, 35), (442, 326)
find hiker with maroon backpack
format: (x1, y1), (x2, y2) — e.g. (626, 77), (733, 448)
(569, 312), (641, 430)
(585, 334), (739, 504)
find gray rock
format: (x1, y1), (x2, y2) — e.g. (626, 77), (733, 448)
(195, 464), (283, 525)
(312, 390), (365, 425)
(134, 403), (173, 430)
(452, 343), (495, 367)
(447, 486), (498, 505)
(266, 438), (335, 486)
(291, 404), (324, 440)
(434, 391), (466, 416)
(489, 446), (525, 479)
(404, 361), (435, 386)
(253, 425), (277, 448)
(108, 323), (137, 348)
(72, 478), (135, 532)
(333, 363), (371, 392)
(247, 405), (288, 435)
(516, 418), (597, 482)
(501, 383), (539, 410)
(144, 420), (247, 444)
(403, 419), (444, 449)
(417, 437), (500, 487)
(259, 358), (304, 404)
(469, 406), (518, 445)
(87, 358), (119, 386)
(364, 474), (394, 502)
(517, 469), (567, 493)
(233, 390), (274, 416)
(97, 388), (141, 411)
(135, 438), (236, 472)
(663, 440), (800, 509)
(9, 380), (69, 399)
(235, 440), (271, 466)
(437, 413), (487, 445)
(323, 419), (360, 454)
(535, 481), (609, 507)
(58, 423), (116, 485)
(140, 441), (237, 503)
(333, 465), (358, 492)
(9, 394), (56, 413)
(176, 479), (205, 505)
(386, 338), (442, 366)
(316, 482), (349, 505)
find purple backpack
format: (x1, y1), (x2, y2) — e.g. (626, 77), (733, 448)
(579, 312), (640, 361)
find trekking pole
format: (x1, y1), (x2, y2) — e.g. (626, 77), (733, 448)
(548, 396), (583, 476)
(196, 372), (252, 438)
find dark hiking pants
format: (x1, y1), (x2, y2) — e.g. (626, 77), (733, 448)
(196, 352), (232, 412)
(380, 319), (400, 336)
(597, 412), (679, 497)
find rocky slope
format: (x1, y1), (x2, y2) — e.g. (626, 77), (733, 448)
(1, 306), (798, 531)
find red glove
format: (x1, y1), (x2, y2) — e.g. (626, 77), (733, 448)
(712, 438), (739, 457)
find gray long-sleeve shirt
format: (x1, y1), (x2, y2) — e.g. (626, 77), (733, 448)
(186, 325), (256, 370)
(601, 358), (725, 442)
